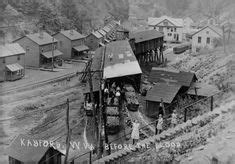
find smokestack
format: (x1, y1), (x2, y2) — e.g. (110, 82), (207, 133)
(70, 29), (74, 35)
(39, 30), (43, 39)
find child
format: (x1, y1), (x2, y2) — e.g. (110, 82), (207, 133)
(131, 120), (140, 144)
(156, 114), (163, 134)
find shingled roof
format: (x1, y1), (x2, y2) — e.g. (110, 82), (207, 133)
(129, 29), (163, 43)
(149, 68), (196, 87)
(146, 83), (181, 103)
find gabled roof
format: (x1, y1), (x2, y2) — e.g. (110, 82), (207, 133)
(5, 134), (62, 163)
(16, 32), (58, 45)
(192, 25), (223, 37)
(129, 29), (163, 43)
(98, 29), (107, 36)
(148, 16), (183, 27)
(0, 43), (25, 58)
(103, 40), (142, 79)
(146, 83), (181, 103)
(149, 68), (196, 87)
(59, 30), (85, 40)
(91, 31), (103, 39)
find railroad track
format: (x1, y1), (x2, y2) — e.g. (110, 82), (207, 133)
(0, 72), (77, 95)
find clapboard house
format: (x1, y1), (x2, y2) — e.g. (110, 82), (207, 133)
(129, 30), (164, 63)
(5, 134), (64, 164)
(0, 43), (25, 82)
(86, 31), (104, 51)
(53, 29), (89, 59)
(14, 32), (63, 68)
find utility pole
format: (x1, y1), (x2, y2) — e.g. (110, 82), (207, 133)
(64, 99), (71, 164)
(87, 59), (98, 141)
(98, 46), (105, 158)
(52, 37), (55, 71)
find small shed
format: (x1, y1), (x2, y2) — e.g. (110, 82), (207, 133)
(148, 68), (197, 92)
(5, 134), (64, 164)
(145, 83), (182, 117)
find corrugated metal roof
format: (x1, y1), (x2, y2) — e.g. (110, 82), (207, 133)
(148, 16), (183, 27)
(6, 63), (24, 72)
(103, 26), (111, 32)
(60, 30), (85, 40)
(103, 40), (142, 79)
(0, 43), (25, 58)
(149, 68), (196, 87)
(26, 32), (58, 45)
(129, 29), (163, 43)
(92, 31), (103, 39)
(98, 29), (106, 36)
(5, 134), (50, 163)
(146, 83), (181, 103)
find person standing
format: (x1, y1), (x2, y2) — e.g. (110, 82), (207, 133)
(131, 120), (140, 144)
(171, 110), (177, 128)
(156, 114), (163, 134)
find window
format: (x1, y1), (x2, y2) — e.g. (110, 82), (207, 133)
(41, 48), (44, 52)
(2, 58), (5, 63)
(159, 27), (163, 32)
(171, 28), (173, 32)
(163, 21), (168, 26)
(198, 37), (201, 43)
(168, 33), (172, 36)
(174, 28), (176, 32)
(60, 41), (63, 47)
(17, 56), (20, 61)
(206, 31), (209, 34)
(206, 37), (210, 44)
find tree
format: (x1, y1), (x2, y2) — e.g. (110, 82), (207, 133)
(60, 0), (78, 20)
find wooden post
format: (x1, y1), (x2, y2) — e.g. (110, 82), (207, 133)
(64, 99), (70, 164)
(89, 151), (92, 164)
(210, 96), (214, 111)
(52, 37), (54, 71)
(184, 108), (187, 122)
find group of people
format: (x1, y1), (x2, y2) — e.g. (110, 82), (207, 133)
(155, 109), (178, 135)
(103, 82), (125, 106)
(130, 109), (178, 145)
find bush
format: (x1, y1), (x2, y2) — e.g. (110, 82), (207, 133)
(106, 116), (120, 127)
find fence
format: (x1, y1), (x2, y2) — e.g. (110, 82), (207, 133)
(70, 87), (230, 164)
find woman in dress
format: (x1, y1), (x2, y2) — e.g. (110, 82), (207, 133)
(131, 120), (140, 144)
(171, 110), (177, 128)
(157, 114), (163, 134)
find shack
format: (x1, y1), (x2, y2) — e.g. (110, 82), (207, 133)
(5, 134), (64, 164)
(0, 43), (25, 82)
(145, 83), (182, 117)
(148, 67), (197, 92)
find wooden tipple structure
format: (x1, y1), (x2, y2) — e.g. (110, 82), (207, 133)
(129, 29), (164, 64)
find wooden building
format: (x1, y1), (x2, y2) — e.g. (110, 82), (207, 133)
(145, 83), (182, 117)
(129, 29), (164, 64)
(148, 68), (197, 92)
(53, 29), (89, 59)
(14, 32), (63, 68)
(148, 16), (183, 42)
(0, 43), (25, 82)
(102, 40), (142, 91)
(191, 25), (222, 53)
(86, 31), (104, 51)
(5, 134), (64, 164)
